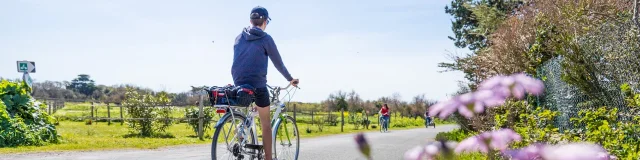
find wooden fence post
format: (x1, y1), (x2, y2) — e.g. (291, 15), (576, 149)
(311, 111), (314, 126)
(198, 93), (204, 140)
(341, 108), (344, 132)
(107, 103), (111, 125)
(120, 104), (124, 125)
(91, 102), (95, 121)
(47, 101), (51, 115)
(293, 104), (297, 120)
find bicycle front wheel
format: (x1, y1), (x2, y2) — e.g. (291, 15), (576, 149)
(273, 116), (300, 160)
(379, 117), (383, 133)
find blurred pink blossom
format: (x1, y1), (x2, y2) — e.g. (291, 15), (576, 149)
(455, 129), (521, 153)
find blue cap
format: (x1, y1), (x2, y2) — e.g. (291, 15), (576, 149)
(250, 6), (271, 21)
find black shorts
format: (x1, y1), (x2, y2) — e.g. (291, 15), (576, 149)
(254, 87), (270, 107)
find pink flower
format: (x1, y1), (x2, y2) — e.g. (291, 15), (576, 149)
(403, 141), (458, 160)
(428, 98), (462, 119)
(428, 73), (544, 119)
(455, 129), (522, 153)
(513, 73), (544, 95)
(478, 73), (544, 99)
(429, 91), (506, 119)
(455, 135), (489, 153)
(503, 143), (545, 160)
(404, 146), (428, 160)
(540, 143), (614, 160)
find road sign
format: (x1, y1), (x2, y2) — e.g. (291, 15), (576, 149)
(16, 61), (36, 73)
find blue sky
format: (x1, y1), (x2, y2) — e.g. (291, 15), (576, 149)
(0, 0), (468, 103)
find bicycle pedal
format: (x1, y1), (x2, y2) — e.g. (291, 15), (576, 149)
(244, 144), (264, 150)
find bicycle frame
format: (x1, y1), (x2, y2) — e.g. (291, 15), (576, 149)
(210, 83), (297, 157)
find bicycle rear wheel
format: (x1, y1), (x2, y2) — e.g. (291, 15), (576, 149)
(273, 116), (300, 160)
(211, 113), (257, 160)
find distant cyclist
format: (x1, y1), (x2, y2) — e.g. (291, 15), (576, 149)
(424, 110), (432, 128)
(379, 104), (390, 130)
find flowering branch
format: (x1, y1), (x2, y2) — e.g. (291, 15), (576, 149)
(352, 73), (618, 160)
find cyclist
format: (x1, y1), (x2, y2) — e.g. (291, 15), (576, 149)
(379, 104), (390, 130)
(424, 110), (432, 127)
(232, 6), (299, 160)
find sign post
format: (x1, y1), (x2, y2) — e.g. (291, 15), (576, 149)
(16, 61), (36, 92)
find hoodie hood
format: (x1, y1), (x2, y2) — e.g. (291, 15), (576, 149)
(242, 26), (267, 41)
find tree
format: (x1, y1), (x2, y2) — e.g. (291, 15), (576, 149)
(323, 91), (348, 111)
(445, 0), (524, 51)
(32, 81), (78, 99)
(441, 0), (525, 89)
(67, 74), (97, 96)
(346, 90), (363, 112)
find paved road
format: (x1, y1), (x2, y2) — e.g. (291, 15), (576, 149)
(1, 125), (457, 160)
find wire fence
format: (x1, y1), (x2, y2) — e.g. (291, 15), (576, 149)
(537, 56), (640, 132)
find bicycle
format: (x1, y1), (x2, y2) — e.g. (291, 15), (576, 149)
(378, 115), (388, 133)
(196, 83), (300, 160)
(424, 116), (435, 128)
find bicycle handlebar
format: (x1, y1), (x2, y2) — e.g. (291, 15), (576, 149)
(191, 81), (299, 92)
(267, 83), (300, 91)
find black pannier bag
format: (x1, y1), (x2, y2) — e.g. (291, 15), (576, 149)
(207, 84), (256, 107)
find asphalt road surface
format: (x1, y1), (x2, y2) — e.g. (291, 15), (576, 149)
(1, 125), (457, 160)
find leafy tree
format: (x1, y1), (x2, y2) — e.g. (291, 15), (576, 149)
(445, 0), (523, 51)
(441, 0), (524, 89)
(324, 91), (348, 111)
(66, 74), (97, 96)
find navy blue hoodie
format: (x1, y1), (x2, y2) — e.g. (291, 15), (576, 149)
(232, 26), (293, 88)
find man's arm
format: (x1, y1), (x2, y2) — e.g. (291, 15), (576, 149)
(264, 35), (293, 81)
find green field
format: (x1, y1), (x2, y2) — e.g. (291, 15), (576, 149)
(53, 102), (189, 122)
(0, 102), (452, 154)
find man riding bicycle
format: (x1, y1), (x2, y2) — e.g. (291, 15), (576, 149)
(232, 6), (299, 160)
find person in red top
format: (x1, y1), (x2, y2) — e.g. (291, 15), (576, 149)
(379, 104), (390, 130)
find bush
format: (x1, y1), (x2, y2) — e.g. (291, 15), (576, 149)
(0, 80), (58, 147)
(435, 129), (475, 142)
(564, 106), (640, 159)
(122, 88), (174, 137)
(184, 106), (214, 136)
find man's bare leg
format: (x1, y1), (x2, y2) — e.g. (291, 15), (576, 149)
(257, 106), (273, 160)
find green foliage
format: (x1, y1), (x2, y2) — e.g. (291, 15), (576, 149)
(467, 3), (507, 38)
(0, 80), (58, 147)
(565, 107), (640, 159)
(436, 153), (487, 160)
(512, 107), (561, 148)
(435, 128), (476, 142)
(525, 20), (559, 75)
(444, 0), (523, 51)
(184, 106), (214, 136)
(490, 100), (562, 148)
(390, 117), (426, 128)
(122, 88), (174, 137)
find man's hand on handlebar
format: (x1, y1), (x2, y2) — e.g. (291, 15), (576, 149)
(290, 79), (299, 88)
